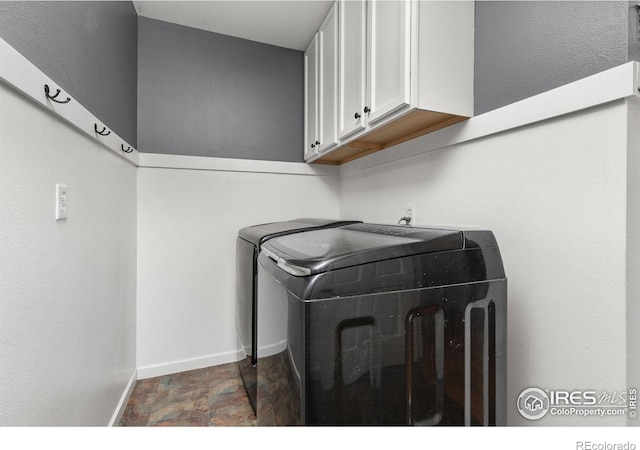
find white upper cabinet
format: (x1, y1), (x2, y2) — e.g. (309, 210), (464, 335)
(308, 0), (475, 165)
(318, 3), (339, 154)
(304, 33), (318, 160)
(365, 0), (411, 125)
(305, 3), (339, 159)
(338, 0), (366, 140)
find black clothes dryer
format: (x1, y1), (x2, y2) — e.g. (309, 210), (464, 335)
(256, 223), (507, 426)
(235, 218), (361, 414)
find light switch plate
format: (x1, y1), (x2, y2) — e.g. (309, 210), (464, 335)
(55, 184), (68, 220)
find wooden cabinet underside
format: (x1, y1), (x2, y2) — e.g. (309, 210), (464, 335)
(311, 109), (469, 165)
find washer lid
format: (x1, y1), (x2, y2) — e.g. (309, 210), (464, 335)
(237, 218), (361, 246)
(261, 223), (464, 276)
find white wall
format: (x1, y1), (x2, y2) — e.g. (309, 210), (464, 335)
(339, 100), (633, 426)
(0, 83), (137, 425)
(136, 164), (340, 378)
(626, 98), (640, 427)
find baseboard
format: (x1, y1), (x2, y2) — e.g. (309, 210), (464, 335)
(136, 350), (239, 380)
(109, 369), (137, 427)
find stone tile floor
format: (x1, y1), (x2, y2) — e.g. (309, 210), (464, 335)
(119, 362), (256, 426)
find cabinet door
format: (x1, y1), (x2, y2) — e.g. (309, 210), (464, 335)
(338, 0), (366, 140)
(318, 3), (338, 153)
(366, 0), (411, 125)
(304, 34), (319, 160)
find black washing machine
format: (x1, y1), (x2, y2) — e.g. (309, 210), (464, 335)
(235, 218), (361, 414)
(256, 223), (507, 426)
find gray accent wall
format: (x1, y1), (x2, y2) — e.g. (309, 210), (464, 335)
(475, 1), (632, 115)
(0, 1), (138, 146)
(137, 17), (304, 162)
(629, 1), (640, 62)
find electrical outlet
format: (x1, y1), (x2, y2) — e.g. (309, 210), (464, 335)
(406, 204), (415, 225)
(55, 184), (68, 220)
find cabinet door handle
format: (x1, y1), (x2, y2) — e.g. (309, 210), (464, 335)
(315, 140), (320, 146)
(311, 143), (316, 149)
(364, 106), (371, 114)
(354, 112), (361, 119)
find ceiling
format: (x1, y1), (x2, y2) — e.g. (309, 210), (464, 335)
(132, 1), (335, 51)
